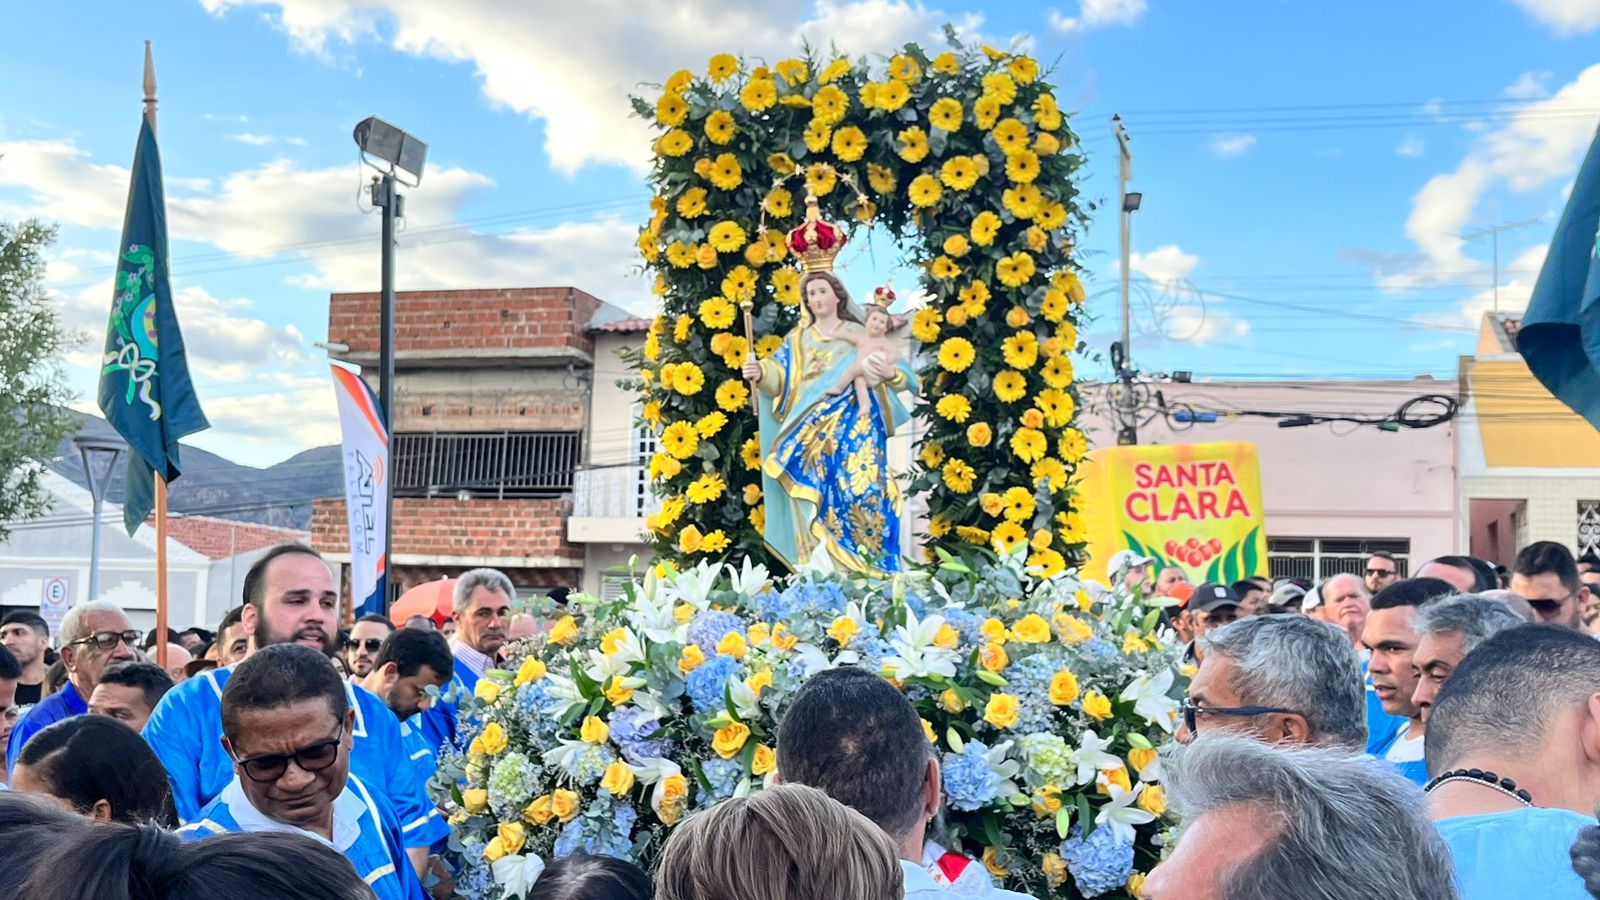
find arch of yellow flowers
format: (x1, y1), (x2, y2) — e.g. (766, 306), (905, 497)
(632, 35), (1092, 575)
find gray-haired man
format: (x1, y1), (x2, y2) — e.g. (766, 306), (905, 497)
(1144, 735), (1457, 900)
(1176, 615), (1367, 751)
(1409, 594), (1527, 721)
(416, 568), (515, 751)
(6, 600), (136, 772)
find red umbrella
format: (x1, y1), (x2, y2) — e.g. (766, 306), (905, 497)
(390, 578), (455, 626)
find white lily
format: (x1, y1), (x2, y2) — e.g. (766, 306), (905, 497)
(542, 672), (585, 720)
(725, 557), (771, 598)
(631, 690), (672, 720)
(1095, 783), (1156, 845)
(627, 591), (680, 644)
(542, 739), (593, 779)
(884, 610), (960, 680)
(1120, 669), (1180, 734)
(790, 643), (832, 677)
(797, 541), (836, 577)
(490, 852), (547, 899)
(664, 560), (719, 607)
(1072, 729), (1123, 786)
(983, 739), (1023, 798)
(727, 677), (763, 721)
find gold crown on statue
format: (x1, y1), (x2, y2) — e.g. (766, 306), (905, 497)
(786, 191), (848, 273)
(869, 282), (895, 309)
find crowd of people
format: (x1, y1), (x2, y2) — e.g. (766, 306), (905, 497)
(1, 538), (1600, 899)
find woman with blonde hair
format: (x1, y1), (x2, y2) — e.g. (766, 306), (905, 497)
(655, 783), (903, 900)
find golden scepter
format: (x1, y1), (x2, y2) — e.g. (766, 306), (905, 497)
(741, 298), (758, 414)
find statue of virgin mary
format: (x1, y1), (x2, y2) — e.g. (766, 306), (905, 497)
(740, 196), (919, 575)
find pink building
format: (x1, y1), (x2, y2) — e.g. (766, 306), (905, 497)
(1077, 377), (1459, 579)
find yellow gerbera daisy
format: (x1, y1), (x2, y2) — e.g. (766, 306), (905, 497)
(993, 370), (1028, 403)
(982, 72), (1018, 105)
(708, 221), (746, 253)
(699, 297), (736, 330)
(941, 155), (980, 191)
(877, 79), (911, 111)
(1011, 427), (1048, 463)
(970, 211), (1002, 246)
(1006, 150), (1040, 184)
(694, 412), (728, 439)
(705, 111), (736, 145)
(1001, 486), (1035, 523)
(919, 443), (947, 469)
(867, 163), (897, 195)
(992, 521), (1028, 555)
(993, 118), (1030, 155)
(889, 54), (921, 83)
(804, 117), (832, 154)
(831, 126), (868, 163)
(929, 97), (964, 132)
(1036, 389), (1075, 427)
(741, 436), (762, 470)
(1003, 184), (1043, 220)
(721, 265), (757, 302)
(656, 92), (687, 127)
(1009, 56), (1039, 84)
(708, 153), (742, 190)
(655, 130), (693, 157)
(997, 252), (1036, 288)
(1027, 548), (1066, 579)
(715, 379), (749, 412)
(675, 186), (708, 220)
(1032, 457), (1068, 492)
(764, 187), (792, 218)
(1038, 201), (1068, 230)
(931, 52), (959, 74)
(909, 174), (943, 208)
(1002, 331), (1039, 369)
(897, 127), (930, 163)
(707, 53), (738, 82)
(812, 85), (850, 125)
(687, 473), (726, 504)
(807, 163), (838, 197)
(1041, 289), (1068, 323)
(956, 525), (990, 545)
(673, 362), (706, 396)
(911, 308), (942, 343)
(1059, 429), (1088, 464)
(936, 394), (972, 423)
(772, 268), (802, 305)
(818, 58), (851, 85)
(974, 95), (1003, 130)
(740, 78), (777, 112)
(1042, 356), (1075, 389)
(661, 421), (699, 459)
(942, 458), (977, 493)
(938, 337), (976, 372)
(775, 58), (809, 86)
(930, 256), (962, 280)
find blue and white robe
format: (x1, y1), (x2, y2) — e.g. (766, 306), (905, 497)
(143, 665), (448, 851)
(179, 773), (426, 900)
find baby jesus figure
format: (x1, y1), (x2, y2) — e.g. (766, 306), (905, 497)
(826, 303), (899, 419)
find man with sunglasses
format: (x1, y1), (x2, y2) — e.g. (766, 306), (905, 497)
(344, 615), (395, 680)
(179, 644), (426, 900)
(1509, 541), (1588, 631)
(6, 600), (135, 774)
(1364, 551), (1400, 594)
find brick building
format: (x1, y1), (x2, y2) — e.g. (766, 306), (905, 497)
(310, 287), (650, 601)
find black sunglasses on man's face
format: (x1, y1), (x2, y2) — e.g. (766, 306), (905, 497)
(231, 724), (345, 783)
(344, 638), (384, 653)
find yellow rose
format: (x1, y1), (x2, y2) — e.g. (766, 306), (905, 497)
(983, 846), (1009, 878)
(771, 623), (799, 652)
(1055, 613), (1094, 645)
(1137, 783), (1167, 817)
(717, 631), (749, 660)
(1049, 671), (1080, 706)
(967, 422), (993, 448)
(941, 688), (967, 713)
(580, 715), (610, 745)
(679, 644), (706, 674)
(747, 623), (771, 645)
(980, 617), (1009, 644)
(1128, 747), (1158, 777)
(675, 603), (696, 624)
(463, 789), (489, 814)
(1012, 613), (1051, 643)
(494, 821), (526, 858)
(1082, 689), (1113, 720)
(713, 722), (752, 759)
(1127, 872), (1147, 898)
(747, 669), (774, 696)
(933, 623), (960, 649)
(551, 788), (581, 823)
(602, 760), (637, 796)
(483, 834), (511, 863)
(1098, 765), (1133, 795)
(606, 679), (635, 706)
(1032, 785), (1063, 817)
(522, 794), (554, 826)
(979, 642), (1009, 673)
(1180, 663), (1199, 679)
(515, 657), (547, 686)
(828, 615), (860, 646)
(753, 743), (777, 775)
(1123, 631), (1151, 654)
(549, 615), (579, 645)
(1042, 853), (1069, 888)
(474, 679), (502, 704)
(478, 722), (508, 755)
(657, 774), (689, 826)
(984, 693), (1021, 729)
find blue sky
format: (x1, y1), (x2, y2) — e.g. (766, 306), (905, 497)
(2, 0), (1598, 466)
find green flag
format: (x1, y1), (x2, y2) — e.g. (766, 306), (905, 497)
(97, 116), (209, 534)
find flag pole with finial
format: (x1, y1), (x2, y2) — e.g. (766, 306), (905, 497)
(144, 40), (169, 671)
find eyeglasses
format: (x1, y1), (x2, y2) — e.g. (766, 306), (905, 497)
(67, 630), (141, 653)
(344, 638), (384, 653)
(1180, 698), (1299, 734)
(1526, 593), (1578, 617)
(1364, 569), (1397, 578)
(231, 724), (345, 783)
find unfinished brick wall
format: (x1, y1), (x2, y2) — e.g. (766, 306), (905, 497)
(311, 496), (583, 565)
(327, 287), (604, 357)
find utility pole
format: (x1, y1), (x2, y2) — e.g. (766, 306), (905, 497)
(1461, 217), (1540, 313)
(1113, 115), (1142, 445)
(372, 172), (400, 611)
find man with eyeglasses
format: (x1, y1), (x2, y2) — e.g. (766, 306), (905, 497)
(1508, 541), (1588, 631)
(417, 568), (516, 752)
(1175, 615), (1368, 751)
(179, 644), (426, 900)
(145, 543), (447, 878)
(344, 614), (395, 680)
(6, 600), (135, 774)
(1364, 551), (1400, 594)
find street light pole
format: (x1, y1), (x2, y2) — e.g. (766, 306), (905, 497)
(74, 434), (126, 601)
(370, 173), (401, 612)
(1113, 115), (1142, 445)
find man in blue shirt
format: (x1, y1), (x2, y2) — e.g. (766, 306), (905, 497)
(416, 568), (514, 751)
(144, 543), (445, 878)
(178, 643), (425, 900)
(1426, 625), (1598, 899)
(354, 627), (453, 786)
(6, 600), (135, 771)
(1361, 577), (1457, 785)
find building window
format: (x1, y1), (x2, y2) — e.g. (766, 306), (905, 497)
(1580, 501), (1600, 558)
(391, 431), (581, 499)
(600, 573), (633, 604)
(1267, 538), (1411, 581)
(632, 403), (659, 518)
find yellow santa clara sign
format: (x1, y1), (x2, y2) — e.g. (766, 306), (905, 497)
(1077, 442), (1269, 585)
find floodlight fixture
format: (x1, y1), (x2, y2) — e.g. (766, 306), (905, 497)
(1123, 191), (1143, 212)
(353, 116), (428, 186)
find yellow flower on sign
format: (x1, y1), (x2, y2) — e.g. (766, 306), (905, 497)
(970, 210), (1002, 246)
(828, 615), (861, 646)
(753, 743), (777, 775)
(1012, 613), (1051, 643)
(897, 126), (930, 163)
(942, 458), (977, 493)
(551, 788), (581, 823)
(515, 657), (546, 686)
(716, 631), (748, 660)
(713, 722), (752, 759)
(475, 679), (502, 704)
(909, 174), (943, 208)
(984, 693), (1020, 729)
(936, 394), (972, 423)
(938, 337), (976, 373)
(580, 716), (610, 745)
(1049, 670), (1080, 706)
(602, 760), (636, 796)
(1082, 689), (1113, 720)
(522, 794), (554, 826)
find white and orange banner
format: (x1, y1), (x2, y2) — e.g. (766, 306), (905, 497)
(332, 364), (388, 615)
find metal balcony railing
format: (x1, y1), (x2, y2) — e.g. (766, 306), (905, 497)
(392, 431), (581, 499)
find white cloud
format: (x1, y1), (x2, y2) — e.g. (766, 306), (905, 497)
(1509, 0), (1600, 34)
(226, 132), (276, 145)
(1382, 64), (1600, 295)
(285, 136), (308, 146)
(1162, 300), (1250, 345)
(200, 0), (986, 175)
(1128, 244), (1199, 287)
(1395, 135), (1425, 157)
(1503, 70), (1553, 99)
(1411, 243), (1548, 330)
(1209, 133), (1256, 159)
(204, 113), (250, 123)
(1048, 0), (1146, 33)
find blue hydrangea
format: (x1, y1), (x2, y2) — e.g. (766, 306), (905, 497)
(755, 580), (847, 624)
(450, 858), (497, 900)
(486, 752), (538, 820)
(1002, 654), (1058, 733)
(609, 707), (670, 763)
(1060, 826), (1135, 897)
(687, 611), (747, 651)
(902, 590), (929, 617)
(942, 607), (988, 645)
(749, 588), (796, 622)
(1080, 638), (1117, 660)
(701, 758), (744, 801)
(555, 796), (638, 860)
(852, 636), (896, 673)
(942, 740), (1000, 811)
(686, 653), (742, 713)
(573, 745), (618, 785)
